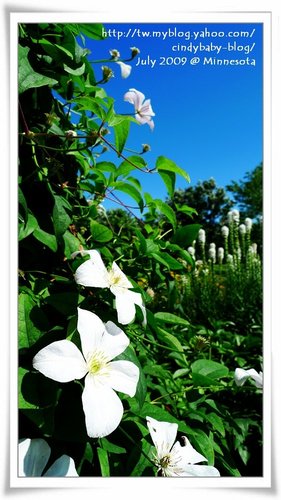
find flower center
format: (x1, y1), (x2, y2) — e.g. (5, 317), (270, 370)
(159, 455), (171, 469)
(87, 350), (110, 376)
(108, 271), (122, 285)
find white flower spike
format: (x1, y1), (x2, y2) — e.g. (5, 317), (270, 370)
(33, 308), (140, 438)
(146, 416), (220, 477)
(124, 88), (155, 130)
(18, 438), (78, 477)
(73, 249), (146, 326)
(234, 368), (263, 388)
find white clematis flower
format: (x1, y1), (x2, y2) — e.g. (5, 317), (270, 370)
(146, 416), (220, 477)
(116, 61), (132, 78)
(73, 249), (146, 326)
(124, 88), (155, 130)
(234, 368), (263, 388)
(33, 308), (140, 438)
(19, 438), (78, 477)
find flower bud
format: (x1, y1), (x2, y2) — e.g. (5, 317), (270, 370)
(101, 66), (114, 81)
(227, 254), (234, 265)
(221, 225), (229, 238)
(239, 224), (246, 235)
(245, 217), (253, 231)
(251, 243), (258, 254)
(209, 242), (216, 249)
(146, 287), (155, 299)
(198, 228), (206, 244)
(65, 130), (77, 139)
(232, 209), (240, 223)
(217, 247), (224, 263)
(109, 49), (120, 59)
(130, 46), (140, 58)
(142, 143), (151, 153)
(208, 247), (216, 262)
(188, 246), (195, 258)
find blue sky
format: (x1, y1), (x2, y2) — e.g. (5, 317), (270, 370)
(83, 23), (263, 211)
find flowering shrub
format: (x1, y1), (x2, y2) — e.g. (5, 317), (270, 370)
(18, 23), (262, 478)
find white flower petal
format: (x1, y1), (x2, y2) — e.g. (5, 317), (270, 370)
(44, 455), (78, 477)
(234, 367), (249, 386)
(172, 437), (207, 465)
(33, 340), (87, 383)
(74, 250), (109, 288)
(114, 291), (136, 324)
(124, 88), (145, 110)
(101, 321), (130, 359)
(77, 308), (106, 359)
(176, 464), (220, 477)
(109, 261), (132, 290)
(116, 61), (132, 78)
(246, 368), (263, 388)
(108, 360), (139, 397)
(19, 439), (50, 477)
(140, 99), (155, 117)
(82, 374), (124, 438)
(146, 416), (178, 458)
(127, 289), (147, 326)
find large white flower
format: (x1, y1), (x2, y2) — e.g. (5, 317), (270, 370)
(73, 249), (146, 326)
(124, 88), (155, 130)
(146, 416), (220, 477)
(234, 368), (263, 388)
(19, 438), (78, 477)
(33, 308), (140, 438)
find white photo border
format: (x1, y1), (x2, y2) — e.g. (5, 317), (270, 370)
(8, 1), (278, 495)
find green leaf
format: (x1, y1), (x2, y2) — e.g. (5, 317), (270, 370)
(74, 96), (106, 120)
(113, 181), (144, 212)
(99, 438), (126, 455)
(18, 186), (28, 223)
(79, 23), (106, 40)
(63, 62), (85, 76)
(156, 252), (183, 270)
(191, 429), (214, 465)
(19, 368), (37, 409)
(150, 252), (171, 269)
(19, 212), (38, 241)
(176, 204), (198, 217)
(52, 195), (71, 237)
(154, 199), (177, 228)
(18, 293), (45, 348)
(97, 447), (110, 476)
(157, 169), (175, 197)
(113, 120), (130, 155)
(33, 228), (58, 252)
(191, 359), (229, 387)
(172, 224), (201, 248)
(115, 156), (147, 179)
(90, 221), (113, 243)
(18, 46), (58, 93)
(154, 312), (190, 327)
(206, 412), (225, 437)
(156, 327), (185, 353)
(62, 230), (82, 259)
(156, 156), (190, 196)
